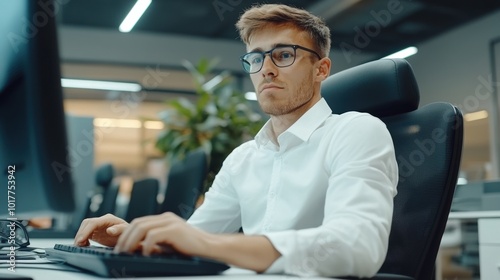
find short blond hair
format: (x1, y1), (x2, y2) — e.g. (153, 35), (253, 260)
(236, 4), (331, 57)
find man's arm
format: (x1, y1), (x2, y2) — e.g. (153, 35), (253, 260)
(113, 212), (281, 272)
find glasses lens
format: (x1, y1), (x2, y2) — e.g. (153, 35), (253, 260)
(242, 52), (264, 73)
(271, 46), (295, 67)
(0, 220), (29, 248)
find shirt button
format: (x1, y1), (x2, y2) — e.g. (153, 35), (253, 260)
(269, 191), (275, 198)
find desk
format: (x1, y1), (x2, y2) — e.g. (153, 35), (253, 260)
(447, 211), (500, 279)
(2, 239), (338, 280)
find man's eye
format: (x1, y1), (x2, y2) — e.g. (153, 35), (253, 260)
(251, 57), (263, 64)
(277, 51), (293, 60)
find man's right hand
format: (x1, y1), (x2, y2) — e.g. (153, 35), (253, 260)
(74, 214), (129, 247)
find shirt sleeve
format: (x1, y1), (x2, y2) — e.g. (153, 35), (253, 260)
(187, 150), (242, 234)
(264, 115), (398, 278)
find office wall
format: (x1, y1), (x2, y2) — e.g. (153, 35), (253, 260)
(406, 9), (500, 110)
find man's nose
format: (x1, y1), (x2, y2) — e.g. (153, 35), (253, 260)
(260, 55), (277, 77)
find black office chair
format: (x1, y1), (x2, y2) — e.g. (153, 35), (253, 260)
(321, 58), (463, 280)
(158, 149), (208, 219)
(94, 163), (120, 217)
(85, 163), (119, 218)
(125, 178), (160, 222)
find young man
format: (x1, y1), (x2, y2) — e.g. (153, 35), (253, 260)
(74, 4), (398, 278)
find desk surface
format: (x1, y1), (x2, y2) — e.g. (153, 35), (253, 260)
(2, 239), (337, 280)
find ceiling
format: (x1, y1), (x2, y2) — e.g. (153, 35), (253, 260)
(58, 0), (500, 58)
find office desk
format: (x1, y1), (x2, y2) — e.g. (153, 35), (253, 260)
(3, 239), (338, 280)
(447, 211), (500, 279)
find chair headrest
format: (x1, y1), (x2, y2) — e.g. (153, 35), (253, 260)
(95, 163), (114, 188)
(321, 58), (420, 117)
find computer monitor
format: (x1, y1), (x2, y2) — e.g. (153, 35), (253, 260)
(0, 0), (75, 219)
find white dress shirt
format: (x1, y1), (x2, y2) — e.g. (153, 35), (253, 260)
(187, 98), (398, 278)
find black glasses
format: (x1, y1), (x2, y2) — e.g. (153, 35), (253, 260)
(0, 219), (30, 249)
(240, 44), (322, 74)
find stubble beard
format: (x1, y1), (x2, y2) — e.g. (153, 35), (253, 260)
(259, 72), (315, 116)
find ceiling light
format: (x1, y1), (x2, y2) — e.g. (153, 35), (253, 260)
(382, 46), (418, 59)
(464, 110), (488, 122)
(61, 78), (142, 92)
(457, 177), (468, 185)
(144, 121), (164, 130)
(93, 118), (164, 130)
(94, 118), (142, 129)
(119, 0), (152, 33)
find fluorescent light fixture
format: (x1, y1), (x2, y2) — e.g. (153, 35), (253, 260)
(61, 78), (142, 92)
(144, 121), (164, 130)
(382, 46), (418, 59)
(93, 118), (164, 130)
(464, 110), (488, 122)
(94, 118), (142, 129)
(457, 177), (468, 185)
(245, 92), (257, 101)
(119, 0), (152, 33)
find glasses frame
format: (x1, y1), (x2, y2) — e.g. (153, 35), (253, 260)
(0, 219), (30, 249)
(240, 44), (322, 74)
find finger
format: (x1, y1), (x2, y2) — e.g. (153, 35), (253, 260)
(114, 214), (166, 251)
(106, 223), (127, 236)
(74, 218), (95, 246)
(75, 214), (125, 246)
(141, 227), (173, 256)
(115, 217), (167, 253)
(116, 218), (160, 253)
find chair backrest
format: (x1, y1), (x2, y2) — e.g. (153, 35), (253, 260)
(94, 163), (119, 217)
(158, 149), (208, 219)
(321, 59), (463, 280)
(125, 178), (159, 222)
(85, 163), (119, 218)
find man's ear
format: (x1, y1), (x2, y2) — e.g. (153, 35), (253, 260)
(315, 57), (331, 82)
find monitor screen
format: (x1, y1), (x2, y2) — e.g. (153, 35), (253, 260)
(0, 0), (75, 219)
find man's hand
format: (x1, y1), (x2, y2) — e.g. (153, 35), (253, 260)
(74, 214), (129, 247)
(114, 212), (211, 256)
(114, 212), (280, 272)
(76, 212), (281, 273)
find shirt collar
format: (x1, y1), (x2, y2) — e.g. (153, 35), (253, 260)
(254, 98), (332, 147)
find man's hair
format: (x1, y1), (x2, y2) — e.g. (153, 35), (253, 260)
(236, 4), (331, 58)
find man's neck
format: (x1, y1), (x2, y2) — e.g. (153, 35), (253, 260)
(268, 97), (321, 143)
(269, 114), (297, 142)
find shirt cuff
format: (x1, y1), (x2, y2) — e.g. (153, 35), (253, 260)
(264, 255), (285, 274)
(263, 230), (296, 274)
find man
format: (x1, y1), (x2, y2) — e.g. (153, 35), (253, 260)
(74, 4), (398, 278)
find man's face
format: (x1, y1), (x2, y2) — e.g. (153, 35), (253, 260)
(246, 25), (322, 117)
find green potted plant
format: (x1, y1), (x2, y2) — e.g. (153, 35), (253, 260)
(155, 58), (265, 192)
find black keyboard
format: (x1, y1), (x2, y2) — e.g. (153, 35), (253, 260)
(45, 244), (229, 277)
